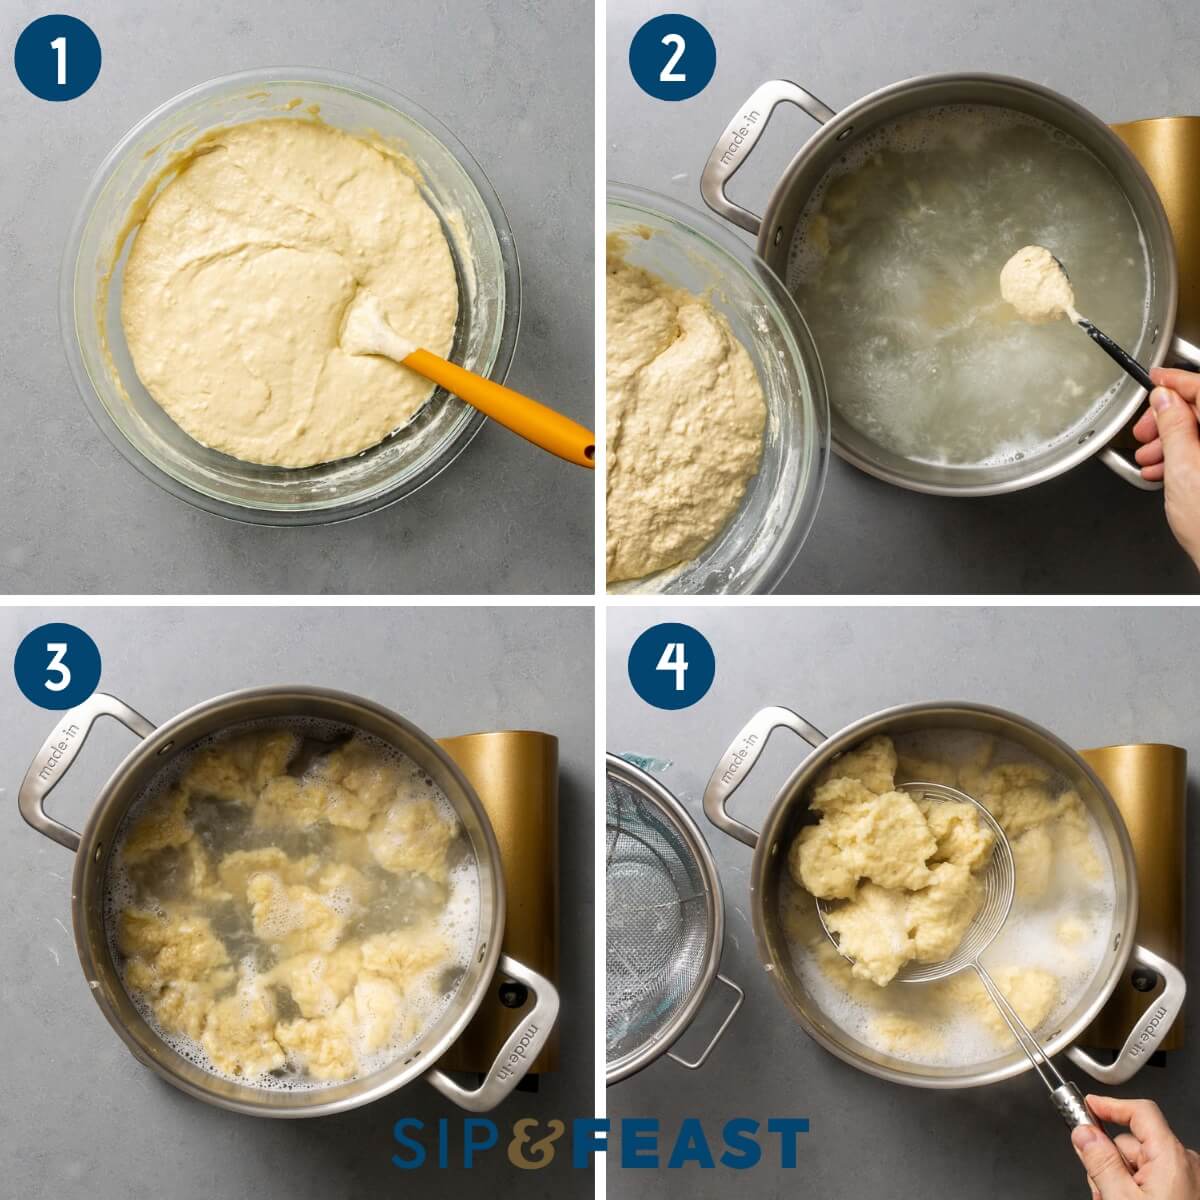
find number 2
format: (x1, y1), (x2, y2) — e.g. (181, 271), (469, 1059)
(660, 33), (686, 82)
(656, 641), (688, 691)
(45, 642), (71, 692)
(50, 35), (66, 86)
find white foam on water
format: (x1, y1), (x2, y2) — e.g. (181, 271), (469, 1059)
(786, 104), (1150, 468)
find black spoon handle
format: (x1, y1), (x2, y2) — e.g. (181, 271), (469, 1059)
(1075, 316), (1154, 392)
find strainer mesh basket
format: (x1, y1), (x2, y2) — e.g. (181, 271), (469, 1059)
(606, 772), (715, 1070)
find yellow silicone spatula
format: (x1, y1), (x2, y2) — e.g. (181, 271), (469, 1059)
(341, 293), (595, 469)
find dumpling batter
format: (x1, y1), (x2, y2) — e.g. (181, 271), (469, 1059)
(606, 235), (766, 583)
(1000, 245), (1077, 323)
(121, 119), (458, 467)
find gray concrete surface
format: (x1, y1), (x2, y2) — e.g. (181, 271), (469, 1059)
(608, 0), (1200, 593)
(0, 0), (593, 595)
(0, 605), (594, 1199)
(607, 605), (1199, 1199)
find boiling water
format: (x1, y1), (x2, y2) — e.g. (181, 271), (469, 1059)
(784, 729), (1116, 1067)
(787, 105), (1150, 466)
(104, 718), (481, 1090)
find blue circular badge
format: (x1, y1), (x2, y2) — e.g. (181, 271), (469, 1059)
(628, 622), (715, 710)
(14, 15), (102, 102)
(628, 14), (716, 102)
(14, 623), (102, 709)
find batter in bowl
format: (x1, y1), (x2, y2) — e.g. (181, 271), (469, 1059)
(606, 234), (766, 584)
(121, 119), (458, 468)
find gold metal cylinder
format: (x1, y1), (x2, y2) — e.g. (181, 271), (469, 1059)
(437, 730), (560, 1075)
(1080, 743), (1187, 1051)
(1112, 117), (1200, 347)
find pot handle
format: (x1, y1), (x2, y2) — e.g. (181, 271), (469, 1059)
(666, 974), (744, 1070)
(702, 705), (827, 848)
(18, 692), (156, 853)
(424, 954), (559, 1112)
(1066, 944), (1186, 1084)
(1100, 334), (1200, 490)
(701, 79), (836, 236)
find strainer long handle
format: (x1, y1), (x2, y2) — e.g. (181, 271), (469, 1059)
(972, 962), (1096, 1131)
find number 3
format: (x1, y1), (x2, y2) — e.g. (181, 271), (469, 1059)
(659, 33), (686, 83)
(656, 641), (689, 691)
(45, 642), (71, 692)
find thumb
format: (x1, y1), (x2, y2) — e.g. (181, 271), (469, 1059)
(1071, 1125), (1137, 1198)
(1150, 387), (1200, 467)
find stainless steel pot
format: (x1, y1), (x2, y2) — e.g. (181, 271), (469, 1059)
(701, 73), (1200, 496)
(701, 701), (1186, 1088)
(18, 687), (558, 1117)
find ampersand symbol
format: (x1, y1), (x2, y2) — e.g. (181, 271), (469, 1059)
(507, 1118), (565, 1169)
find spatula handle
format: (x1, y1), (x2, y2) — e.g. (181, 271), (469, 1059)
(407, 350), (595, 469)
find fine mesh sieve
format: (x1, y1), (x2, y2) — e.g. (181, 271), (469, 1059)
(817, 781), (1110, 1140)
(606, 754), (743, 1084)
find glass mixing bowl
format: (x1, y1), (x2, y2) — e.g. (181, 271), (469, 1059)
(61, 68), (520, 525)
(607, 185), (829, 594)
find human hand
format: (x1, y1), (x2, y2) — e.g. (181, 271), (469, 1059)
(1132, 368), (1200, 569)
(1070, 1095), (1200, 1199)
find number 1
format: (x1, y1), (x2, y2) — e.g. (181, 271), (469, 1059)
(660, 33), (686, 82)
(45, 642), (71, 692)
(50, 35), (66, 86)
(656, 641), (689, 691)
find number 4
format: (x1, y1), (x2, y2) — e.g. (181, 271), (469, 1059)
(45, 642), (71, 692)
(656, 641), (688, 691)
(50, 35), (66, 86)
(660, 33), (686, 83)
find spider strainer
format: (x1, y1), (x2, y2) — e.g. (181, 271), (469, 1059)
(606, 754), (743, 1085)
(817, 781), (1105, 1135)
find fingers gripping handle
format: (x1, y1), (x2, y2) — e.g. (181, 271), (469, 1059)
(1101, 334), (1200, 490)
(1066, 944), (1186, 1085)
(425, 954), (559, 1112)
(703, 705), (826, 848)
(701, 80), (835, 235)
(1052, 1083), (1098, 1129)
(18, 692), (156, 852)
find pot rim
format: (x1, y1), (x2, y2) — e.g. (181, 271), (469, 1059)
(757, 70), (1179, 495)
(747, 699), (1140, 1088)
(69, 683), (506, 1117)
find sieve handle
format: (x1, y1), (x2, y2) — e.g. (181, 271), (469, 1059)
(1066, 944), (1186, 1084)
(18, 692), (156, 853)
(701, 79), (836, 236)
(424, 954), (559, 1112)
(703, 705), (827, 848)
(666, 974), (744, 1071)
(1099, 333), (1200, 490)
